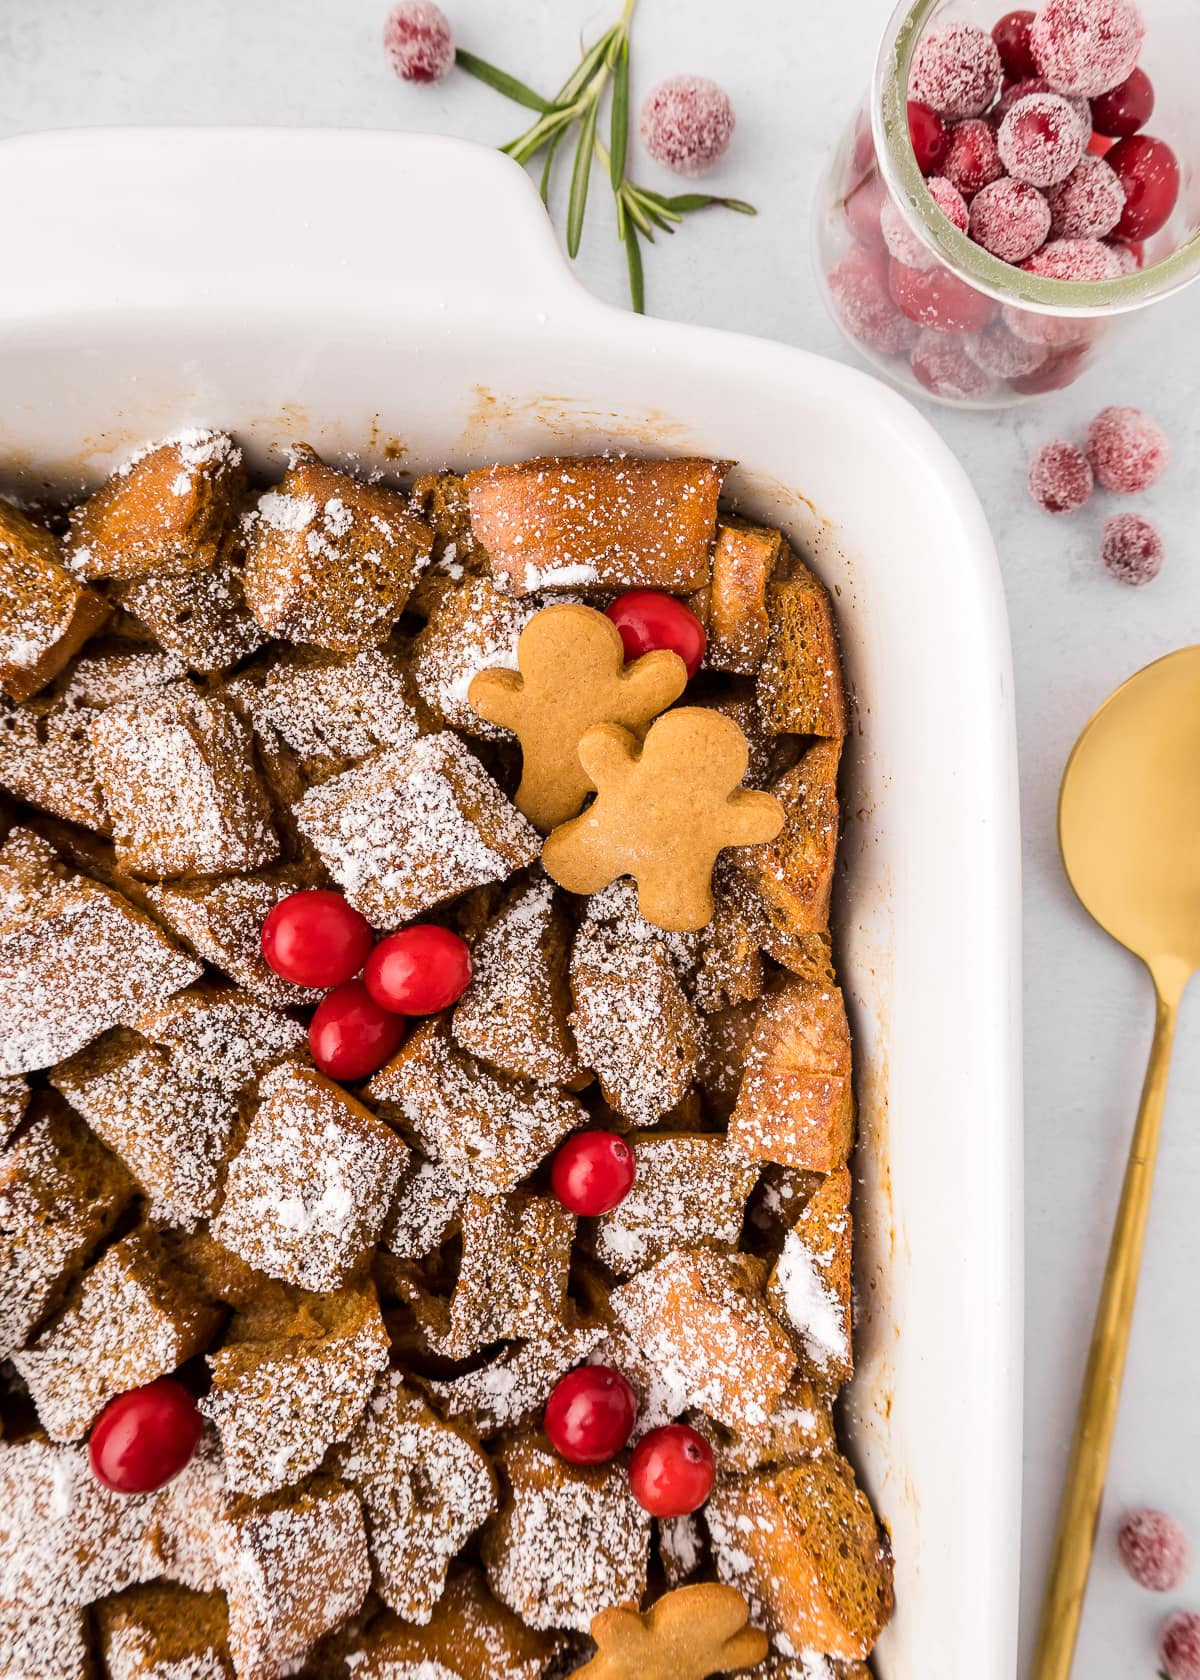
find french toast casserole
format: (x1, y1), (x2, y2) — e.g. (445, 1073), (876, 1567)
(0, 432), (895, 1680)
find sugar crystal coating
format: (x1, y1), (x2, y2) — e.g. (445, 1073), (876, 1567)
(942, 119), (1005, 197)
(1023, 235), (1124, 279)
(1161, 1611), (1200, 1680)
(909, 22), (1002, 119)
(826, 250), (919, 355)
(880, 176), (969, 268)
(969, 177), (1052, 262)
(1028, 440), (1094, 513)
(1101, 512), (1164, 584)
(1087, 403), (1170, 491)
(911, 331), (995, 401)
(1118, 1508), (1191, 1591)
(383, 1), (455, 82)
(1030, 0), (1146, 98)
(640, 75), (736, 177)
(1047, 156), (1127, 238)
(998, 93), (1088, 187)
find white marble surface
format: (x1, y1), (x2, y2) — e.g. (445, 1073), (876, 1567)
(2, 1), (1199, 1673)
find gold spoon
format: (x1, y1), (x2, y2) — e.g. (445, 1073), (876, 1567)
(1033, 645), (1200, 1680)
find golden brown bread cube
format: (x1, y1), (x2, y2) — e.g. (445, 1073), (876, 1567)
(380, 1154), (467, 1261)
(96, 1582), (234, 1680)
(429, 1319), (608, 1440)
(698, 518), (785, 674)
(706, 1454), (894, 1661)
(692, 873), (766, 1015)
(242, 451), (432, 651)
(146, 864), (317, 1008)
(0, 500), (110, 700)
(13, 1227), (220, 1439)
(0, 1596), (92, 1680)
(744, 1162), (825, 1251)
(0, 1073), (29, 1146)
(691, 1376), (837, 1474)
(411, 574), (541, 739)
(237, 645), (422, 784)
(91, 681), (278, 880)
(466, 455), (727, 595)
(132, 981), (304, 1092)
(0, 694), (109, 831)
(339, 1564), (561, 1680)
(117, 549), (266, 673)
(441, 1193), (577, 1359)
(735, 738), (840, 946)
(67, 430), (246, 582)
(766, 1166), (853, 1388)
(729, 977), (855, 1174)
(406, 471), (494, 617)
(590, 1133), (760, 1276)
(756, 564), (848, 737)
(55, 641), (186, 708)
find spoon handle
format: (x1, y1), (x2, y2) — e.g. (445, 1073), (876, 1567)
(1032, 968), (1185, 1680)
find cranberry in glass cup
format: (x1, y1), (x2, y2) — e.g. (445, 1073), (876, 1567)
(814, 0), (1200, 407)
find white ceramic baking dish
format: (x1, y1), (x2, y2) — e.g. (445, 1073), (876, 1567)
(0, 127), (1022, 1680)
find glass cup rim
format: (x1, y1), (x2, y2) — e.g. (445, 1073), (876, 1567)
(871, 0), (1200, 316)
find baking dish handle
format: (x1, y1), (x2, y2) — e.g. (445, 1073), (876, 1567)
(0, 128), (594, 324)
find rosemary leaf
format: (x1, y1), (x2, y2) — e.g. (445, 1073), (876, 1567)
(502, 105), (575, 167)
(557, 27), (617, 106)
(454, 49), (554, 113)
(567, 99), (600, 259)
(623, 224), (646, 314)
(657, 191), (759, 216)
(609, 37), (630, 190)
(540, 126), (566, 205)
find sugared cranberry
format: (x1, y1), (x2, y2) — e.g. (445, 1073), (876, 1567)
(994, 77), (1089, 127)
(1023, 236), (1123, 280)
(845, 172), (889, 252)
(888, 257), (997, 333)
(969, 178), (1051, 263)
(998, 93), (1088, 188)
(551, 1130), (637, 1216)
(1161, 1613), (1200, 1680)
(545, 1366), (638, 1466)
(1108, 134), (1180, 240)
(383, 1), (455, 84)
(1030, 0), (1145, 99)
(364, 924), (471, 1015)
(942, 119), (1005, 197)
(1009, 341), (1091, 391)
(1003, 299), (1098, 347)
(89, 1378), (202, 1495)
(606, 591), (707, 679)
(1086, 404), (1170, 492)
(640, 76), (735, 178)
(261, 890), (374, 990)
(827, 248), (919, 354)
(629, 1424), (716, 1517)
(993, 11), (1038, 80)
(910, 331), (995, 400)
(1046, 157), (1126, 239)
(1108, 238), (1144, 272)
(1091, 66), (1154, 137)
(881, 176), (968, 268)
(1101, 513), (1164, 584)
(1118, 1508), (1192, 1591)
(909, 22), (1002, 120)
(1028, 441), (1094, 513)
(965, 320), (1049, 378)
(908, 101), (949, 173)
(309, 979), (406, 1080)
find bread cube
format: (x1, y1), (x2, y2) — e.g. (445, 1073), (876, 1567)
(0, 1597), (91, 1680)
(201, 1280), (389, 1497)
(706, 1454), (894, 1661)
(692, 1375), (837, 1475)
(452, 875), (579, 1084)
(146, 865), (316, 1008)
(57, 641), (186, 708)
(408, 471), (491, 594)
(0, 1073), (28, 1146)
(133, 982), (305, 1092)
(466, 455), (727, 595)
(729, 978), (855, 1174)
(569, 918), (702, 1126)
(584, 1323), (692, 1442)
(91, 681), (277, 879)
(222, 1477), (370, 1680)
(692, 876), (766, 1015)
(591, 1133), (760, 1276)
(339, 1565), (560, 1680)
(0, 694), (109, 830)
(482, 1435), (651, 1633)
(14, 1227), (220, 1439)
(366, 1020), (583, 1194)
(411, 574), (539, 738)
(700, 518), (784, 674)
(0, 1094), (133, 1359)
(734, 739), (840, 946)
(296, 732), (537, 925)
(142, 1431), (233, 1594)
(381, 1154), (466, 1260)
(610, 1249), (795, 1431)
(0, 828), (201, 1074)
(212, 1061), (409, 1291)
(118, 551), (266, 672)
(242, 645), (422, 783)
(333, 1370), (496, 1622)
(242, 451), (432, 651)
(766, 1167), (853, 1388)
(442, 1193), (576, 1359)
(429, 1320), (607, 1438)
(67, 430), (246, 582)
(97, 1582), (233, 1680)
(51, 1028), (241, 1227)
(756, 565), (848, 737)
(0, 1434), (162, 1610)
(0, 500), (110, 700)
(744, 1162), (825, 1251)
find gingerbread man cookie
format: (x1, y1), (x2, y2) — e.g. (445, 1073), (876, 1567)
(575, 1584), (769, 1679)
(541, 706), (785, 933)
(467, 602), (687, 831)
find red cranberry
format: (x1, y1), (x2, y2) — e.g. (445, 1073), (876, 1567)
(909, 22), (1002, 121)
(640, 76), (736, 179)
(1028, 441), (1094, 513)
(606, 592), (706, 679)
(544, 1366), (638, 1465)
(363, 924), (471, 1015)
(1091, 66), (1154, 138)
(998, 93), (1088, 189)
(1109, 135), (1181, 240)
(1008, 342), (1090, 392)
(88, 1378), (202, 1495)
(993, 11), (1038, 80)
(888, 258), (997, 332)
(968, 178), (1051, 263)
(383, 2), (454, 84)
(261, 891), (374, 990)
(1030, 0), (1145, 100)
(827, 248), (919, 355)
(910, 332), (995, 400)
(309, 979), (406, 1080)
(551, 1130), (637, 1216)
(1086, 404), (1170, 493)
(908, 101), (949, 173)
(1161, 1612), (1200, 1680)
(1118, 1508), (1192, 1592)
(881, 176), (968, 268)
(845, 172), (889, 251)
(628, 1424), (715, 1517)
(942, 119), (1005, 198)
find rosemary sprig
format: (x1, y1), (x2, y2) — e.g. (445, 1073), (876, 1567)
(454, 2), (756, 312)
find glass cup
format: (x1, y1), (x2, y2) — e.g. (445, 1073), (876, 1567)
(814, 0), (1200, 406)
